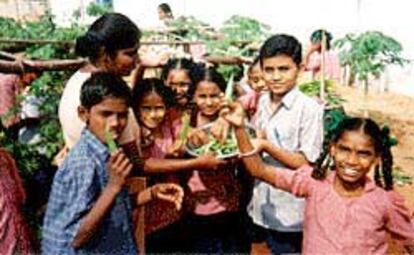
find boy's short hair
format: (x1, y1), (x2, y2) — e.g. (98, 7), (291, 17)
(259, 34), (302, 66)
(80, 72), (132, 110)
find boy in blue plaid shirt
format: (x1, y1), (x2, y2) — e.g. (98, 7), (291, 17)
(42, 73), (182, 254)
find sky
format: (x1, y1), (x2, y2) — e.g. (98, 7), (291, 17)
(50, 0), (414, 95)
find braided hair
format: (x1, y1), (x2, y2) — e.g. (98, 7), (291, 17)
(312, 117), (394, 190)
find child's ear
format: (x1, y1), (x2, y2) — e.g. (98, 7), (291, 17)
(329, 143), (336, 157)
(78, 106), (90, 125)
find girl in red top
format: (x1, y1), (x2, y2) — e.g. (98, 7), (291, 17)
(224, 102), (414, 255)
(131, 78), (223, 253)
(184, 66), (250, 254)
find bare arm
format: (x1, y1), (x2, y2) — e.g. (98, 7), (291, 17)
(261, 139), (308, 169)
(143, 154), (223, 173)
(235, 126), (278, 187)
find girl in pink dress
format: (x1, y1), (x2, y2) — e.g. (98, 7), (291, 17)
(184, 66), (249, 254)
(225, 107), (414, 254)
(131, 78), (223, 253)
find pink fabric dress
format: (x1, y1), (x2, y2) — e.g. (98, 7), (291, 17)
(142, 116), (183, 234)
(0, 74), (20, 127)
(186, 121), (243, 216)
(272, 165), (414, 255)
(0, 148), (34, 255)
(306, 51), (341, 82)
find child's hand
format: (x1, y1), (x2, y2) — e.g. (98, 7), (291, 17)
(256, 129), (267, 139)
(166, 139), (185, 158)
(151, 183), (184, 210)
(221, 101), (246, 127)
(188, 129), (209, 148)
(210, 117), (230, 144)
(251, 138), (267, 153)
(195, 153), (226, 171)
(107, 149), (133, 191)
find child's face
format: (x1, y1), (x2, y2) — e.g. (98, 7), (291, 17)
(166, 69), (191, 106)
(194, 81), (222, 117)
(138, 91), (166, 130)
(261, 55), (300, 98)
(331, 130), (380, 186)
(248, 64), (266, 92)
(78, 97), (129, 145)
(105, 45), (139, 76)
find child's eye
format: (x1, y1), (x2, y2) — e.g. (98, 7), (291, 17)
(263, 67), (274, 74)
(118, 112), (128, 119)
(140, 106), (151, 112)
(278, 66), (290, 72)
(337, 145), (351, 153)
(357, 151), (373, 158)
(101, 111), (113, 117)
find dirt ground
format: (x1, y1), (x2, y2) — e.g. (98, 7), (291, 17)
(252, 85), (414, 255)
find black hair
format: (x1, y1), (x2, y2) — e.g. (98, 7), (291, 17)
(80, 72), (132, 110)
(189, 65), (226, 125)
(75, 13), (141, 62)
(131, 78), (175, 113)
(259, 34), (302, 66)
(161, 57), (197, 102)
(193, 65), (226, 93)
(158, 3), (173, 18)
(310, 29), (333, 50)
(312, 117), (394, 190)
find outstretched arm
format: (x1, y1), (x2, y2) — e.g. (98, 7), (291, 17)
(259, 139), (308, 169)
(234, 126), (278, 186)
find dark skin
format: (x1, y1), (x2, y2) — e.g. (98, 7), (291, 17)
(222, 102), (414, 253)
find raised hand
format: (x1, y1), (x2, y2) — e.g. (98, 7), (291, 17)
(151, 183), (184, 210)
(210, 117), (230, 144)
(188, 128), (209, 148)
(221, 101), (246, 128)
(107, 149), (133, 192)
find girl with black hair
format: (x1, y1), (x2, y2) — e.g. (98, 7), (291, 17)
(223, 103), (414, 254)
(303, 29), (341, 83)
(184, 66), (250, 254)
(161, 57), (197, 112)
(131, 78), (224, 253)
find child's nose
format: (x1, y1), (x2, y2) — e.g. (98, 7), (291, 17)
(346, 152), (359, 165)
(108, 115), (120, 127)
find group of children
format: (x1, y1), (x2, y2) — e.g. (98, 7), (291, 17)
(40, 12), (414, 255)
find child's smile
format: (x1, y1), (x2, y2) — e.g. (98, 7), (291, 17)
(194, 81), (221, 117)
(332, 130), (379, 186)
(166, 69), (192, 106)
(138, 92), (167, 130)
